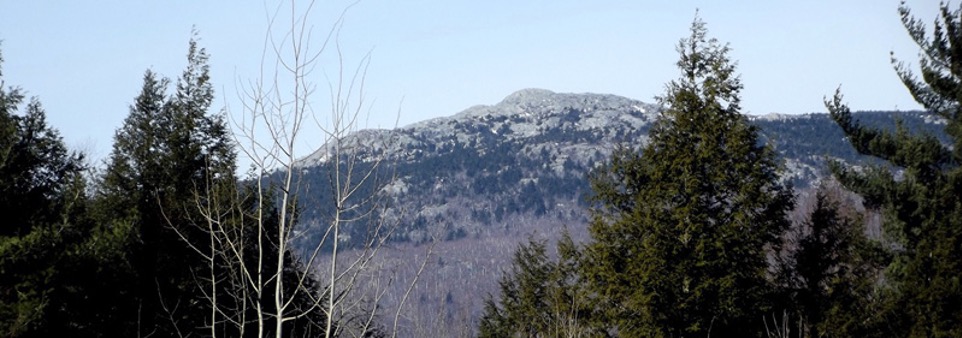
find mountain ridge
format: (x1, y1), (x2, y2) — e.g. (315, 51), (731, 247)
(286, 88), (945, 250)
(280, 88), (948, 333)
(296, 88), (660, 168)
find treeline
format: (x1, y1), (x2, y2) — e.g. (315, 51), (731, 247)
(0, 36), (363, 337)
(480, 4), (962, 338)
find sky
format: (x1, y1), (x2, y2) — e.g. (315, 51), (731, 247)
(0, 1), (941, 163)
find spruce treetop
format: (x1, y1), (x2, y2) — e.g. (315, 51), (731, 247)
(584, 16), (792, 336)
(660, 16), (741, 117)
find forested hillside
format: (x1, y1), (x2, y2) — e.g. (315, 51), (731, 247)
(285, 94), (947, 253)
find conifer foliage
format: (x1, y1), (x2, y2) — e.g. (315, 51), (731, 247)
(0, 47), (89, 337)
(825, 2), (962, 336)
(481, 18), (798, 338)
(478, 233), (596, 337)
(581, 17), (793, 336)
(778, 185), (881, 336)
(93, 36), (334, 337)
(94, 36), (238, 336)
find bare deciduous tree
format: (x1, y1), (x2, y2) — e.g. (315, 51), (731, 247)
(169, 1), (431, 337)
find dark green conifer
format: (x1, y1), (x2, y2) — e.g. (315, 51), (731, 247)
(778, 185), (882, 337)
(95, 35), (336, 337)
(581, 17), (793, 337)
(0, 47), (95, 337)
(825, 2), (962, 336)
(478, 232), (598, 337)
(92, 34), (247, 336)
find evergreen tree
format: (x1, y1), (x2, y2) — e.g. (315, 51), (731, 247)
(93, 35), (241, 335)
(0, 59), (84, 238)
(93, 36), (338, 337)
(0, 33), (344, 338)
(778, 185), (882, 337)
(0, 46), (98, 336)
(478, 232), (599, 338)
(581, 17), (793, 336)
(825, 2), (962, 336)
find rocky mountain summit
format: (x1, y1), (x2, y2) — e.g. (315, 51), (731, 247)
(288, 89), (945, 249)
(297, 88), (659, 169)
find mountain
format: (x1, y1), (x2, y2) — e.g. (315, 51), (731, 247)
(288, 88), (945, 250)
(290, 89), (655, 248)
(284, 89), (947, 334)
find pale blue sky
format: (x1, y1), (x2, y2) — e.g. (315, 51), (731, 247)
(0, 1), (937, 162)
